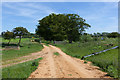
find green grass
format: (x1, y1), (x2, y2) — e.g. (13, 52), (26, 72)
(53, 38), (118, 78)
(55, 38), (117, 59)
(84, 61), (88, 64)
(2, 38), (43, 61)
(2, 57), (43, 79)
(54, 52), (59, 56)
(86, 49), (118, 78)
(2, 38), (30, 43)
(41, 40), (51, 46)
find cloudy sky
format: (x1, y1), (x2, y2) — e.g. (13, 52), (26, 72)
(2, 2), (118, 33)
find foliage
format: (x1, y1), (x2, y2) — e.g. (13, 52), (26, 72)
(84, 61), (88, 64)
(36, 13), (67, 41)
(101, 32), (109, 37)
(13, 27), (28, 36)
(92, 32), (119, 38)
(80, 34), (93, 42)
(36, 13), (91, 43)
(65, 14), (91, 43)
(54, 52), (59, 56)
(22, 33), (40, 38)
(2, 57), (43, 79)
(13, 27), (29, 46)
(107, 32), (119, 38)
(2, 31), (15, 44)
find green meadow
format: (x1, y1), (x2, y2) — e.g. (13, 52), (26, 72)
(2, 57), (43, 79)
(51, 38), (118, 78)
(2, 38), (43, 61)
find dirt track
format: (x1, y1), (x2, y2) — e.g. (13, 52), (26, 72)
(2, 46), (47, 68)
(28, 45), (110, 78)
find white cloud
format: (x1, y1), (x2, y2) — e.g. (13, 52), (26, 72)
(81, 2), (118, 21)
(2, 3), (57, 18)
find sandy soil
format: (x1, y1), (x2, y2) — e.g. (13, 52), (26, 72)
(28, 45), (111, 78)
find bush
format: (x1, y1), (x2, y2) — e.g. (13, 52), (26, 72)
(80, 35), (93, 42)
(107, 65), (118, 78)
(34, 39), (40, 42)
(54, 52), (59, 56)
(31, 61), (38, 66)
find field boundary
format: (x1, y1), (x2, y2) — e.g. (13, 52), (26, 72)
(81, 46), (118, 59)
(2, 46), (47, 68)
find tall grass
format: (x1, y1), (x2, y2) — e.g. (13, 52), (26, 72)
(55, 38), (117, 59)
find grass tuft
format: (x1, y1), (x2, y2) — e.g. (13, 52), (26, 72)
(54, 52), (59, 56)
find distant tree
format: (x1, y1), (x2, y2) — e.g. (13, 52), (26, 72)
(22, 32), (31, 38)
(80, 34), (93, 42)
(93, 33), (98, 41)
(13, 27), (28, 46)
(101, 32), (109, 37)
(83, 33), (88, 35)
(93, 32), (101, 37)
(107, 32), (119, 38)
(2, 31), (15, 44)
(96, 32), (101, 37)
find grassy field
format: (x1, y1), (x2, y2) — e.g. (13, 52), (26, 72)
(52, 38), (118, 78)
(54, 38), (118, 58)
(2, 38), (43, 61)
(2, 57), (43, 79)
(86, 49), (118, 78)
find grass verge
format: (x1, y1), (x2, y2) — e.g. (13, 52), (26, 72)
(52, 38), (118, 78)
(2, 57), (43, 79)
(2, 38), (43, 62)
(86, 49), (118, 78)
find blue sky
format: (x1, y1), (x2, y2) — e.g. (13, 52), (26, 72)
(2, 2), (118, 34)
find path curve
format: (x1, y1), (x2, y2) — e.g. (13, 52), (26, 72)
(28, 45), (111, 78)
(2, 47), (47, 68)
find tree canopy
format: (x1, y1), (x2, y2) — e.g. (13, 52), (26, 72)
(13, 27), (28, 46)
(2, 30), (15, 44)
(36, 13), (91, 43)
(13, 27), (28, 36)
(36, 13), (67, 41)
(107, 32), (119, 38)
(65, 14), (91, 43)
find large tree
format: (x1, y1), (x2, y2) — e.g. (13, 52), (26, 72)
(2, 31), (15, 45)
(36, 13), (66, 41)
(13, 27), (28, 46)
(65, 14), (91, 43)
(36, 13), (91, 43)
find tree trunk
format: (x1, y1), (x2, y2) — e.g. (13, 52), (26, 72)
(69, 40), (72, 43)
(18, 36), (21, 46)
(68, 36), (73, 43)
(39, 36), (41, 43)
(53, 40), (55, 44)
(8, 39), (11, 45)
